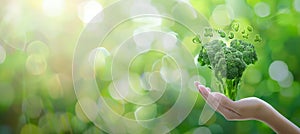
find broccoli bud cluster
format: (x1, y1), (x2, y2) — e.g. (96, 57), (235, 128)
(197, 39), (257, 100)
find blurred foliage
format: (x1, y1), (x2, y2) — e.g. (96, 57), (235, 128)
(0, 0), (299, 133)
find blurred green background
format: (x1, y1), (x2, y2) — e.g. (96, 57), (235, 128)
(0, 0), (299, 133)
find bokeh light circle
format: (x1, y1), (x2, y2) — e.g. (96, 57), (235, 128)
(254, 2), (271, 17)
(77, 0), (103, 23)
(73, 0), (215, 133)
(26, 40), (49, 57)
(295, 0), (300, 12)
(269, 60), (289, 82)
(211, 5), (233, 26)
(25, 54), (47, 75)
(193, 126), (212, 134)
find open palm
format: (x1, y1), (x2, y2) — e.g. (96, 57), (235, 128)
(194, 81), (300, 134)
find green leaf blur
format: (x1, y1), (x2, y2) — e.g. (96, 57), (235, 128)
(0, 0), (299, 133)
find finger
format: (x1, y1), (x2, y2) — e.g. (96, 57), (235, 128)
(209, 93), (241, 115)
(194, 81), (201, 89)
(213, 93), (238, 110)
(193, 82), (241, 119)
(206, 93), (241, 120)
(206, 93), (221, 110)
(194, 81), (209, 100)
(194, 81), (211, 93)
(199, 85), (209, 100)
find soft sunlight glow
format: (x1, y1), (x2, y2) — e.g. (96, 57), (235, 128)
(42, 0), (65, 16)
(78, 0), (103, 23)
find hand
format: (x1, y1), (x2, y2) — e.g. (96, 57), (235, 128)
(194, 81), (264, 120)
(194, 81), (300, 134)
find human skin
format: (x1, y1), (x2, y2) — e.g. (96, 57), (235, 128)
(194, 81), (300, 134)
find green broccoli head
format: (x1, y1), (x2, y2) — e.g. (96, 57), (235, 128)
(198, 39), (256, 80)
(197, 39), (258, 100)
(198, 40), (225, 68)
(214, 47), (246, 80)
(230, 39), (258, 65)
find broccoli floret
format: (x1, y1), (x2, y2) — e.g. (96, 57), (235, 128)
(198, 40), (225, 68)
(214, 47), (246, 79)
(230, 39), (258, 65)
(197, 39), (257, 100)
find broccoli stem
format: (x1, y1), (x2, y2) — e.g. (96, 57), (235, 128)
(223, 78), (240, 101)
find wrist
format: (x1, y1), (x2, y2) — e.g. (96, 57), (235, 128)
(253, 99), (269, 121)
(253, 99), (300, 134)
